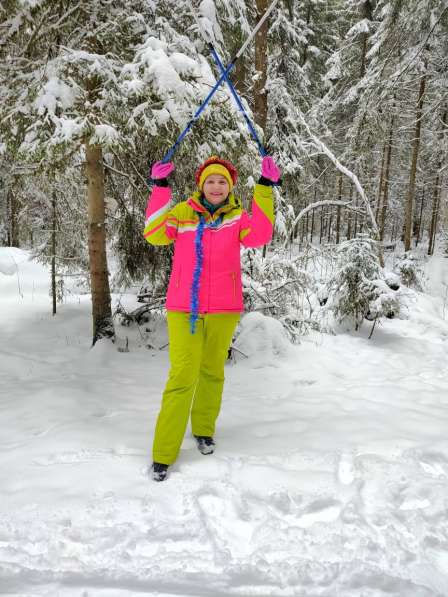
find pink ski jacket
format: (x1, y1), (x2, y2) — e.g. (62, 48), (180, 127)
(143, 184), (274, 313)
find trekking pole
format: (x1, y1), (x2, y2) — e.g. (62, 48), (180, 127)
(161, 0), (279, 163)
(187, 0), (277, 157)
(161, 60), (238, 163)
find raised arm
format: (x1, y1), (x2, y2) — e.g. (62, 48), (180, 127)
(239, 156), (281, 248)
(143, 161), (178, 246)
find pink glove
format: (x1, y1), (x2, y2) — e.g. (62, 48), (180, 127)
(261, 156), (281, 182)
(151, 161), (175, 180)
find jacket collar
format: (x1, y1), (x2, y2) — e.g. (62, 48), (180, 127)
(187, 191), (240, 218)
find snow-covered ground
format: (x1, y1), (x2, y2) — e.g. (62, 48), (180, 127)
(1, 247), (448, 597)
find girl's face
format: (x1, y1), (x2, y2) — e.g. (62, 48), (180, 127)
(202, 174), (230, 205)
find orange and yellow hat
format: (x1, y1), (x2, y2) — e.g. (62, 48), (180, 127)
(195, 156), (238, 191)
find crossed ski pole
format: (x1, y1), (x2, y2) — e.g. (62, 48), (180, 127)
(161, 0), (279, 163)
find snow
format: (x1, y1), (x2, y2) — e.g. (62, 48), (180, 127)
(51, 116), (86, 145)
(34, 77), (77, 115)
(199, 0), (224, 45)
(0, 247), (22, 275)
(90, 124), (120, 147)
(135, 40), (188, 98)
(347, 19), (371, 39)
(1, 247), (448, 596)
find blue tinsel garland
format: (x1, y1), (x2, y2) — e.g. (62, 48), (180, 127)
(189, 214), (224, 334)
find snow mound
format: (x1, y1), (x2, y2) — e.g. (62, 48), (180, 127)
(0, 247), (29, 275)
(234, 312), (292, 363)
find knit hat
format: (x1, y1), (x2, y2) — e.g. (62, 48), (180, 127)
(195, 156), (238, 191)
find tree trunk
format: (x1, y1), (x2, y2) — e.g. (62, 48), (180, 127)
(359, 1), (373, 78)
(380, 113), (395, 241)
(254, 0), (269, 131)
(404, 71), (426, 252)
(300, 2), (312, 67)
(233, 37), (248, 99)
(428, 177), (440, 256)
(51, 192), (57, 316)
(428, 109), (447, 255)
(310, 184), (317, 242)
(7, 189), (20, 247)
(319, 207), (325, 244)
(346, 184), (354, 239)
(85, 142), (114, 345)
(310, 208), (315, 243)
(415, 190), (425, 247)
(336, 173), (342, 244)
(391, 218), (397, 243)
(375, 139), (387, 223)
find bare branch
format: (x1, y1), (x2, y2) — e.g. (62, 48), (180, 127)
(291, 200), (363, 228)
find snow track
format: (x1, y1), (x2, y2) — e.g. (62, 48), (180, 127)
(1, 248), (448, 596)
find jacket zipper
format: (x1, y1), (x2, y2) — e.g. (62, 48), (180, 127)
(232, 272), (236, 298)
(207, 228), (212, 312)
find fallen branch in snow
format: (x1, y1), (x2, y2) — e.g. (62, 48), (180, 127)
(368, 316), (378, 340)
(229, 346), (248, 358)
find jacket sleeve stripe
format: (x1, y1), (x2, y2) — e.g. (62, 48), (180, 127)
(143, 186), (177, 245)
(239, 184), (274, 247)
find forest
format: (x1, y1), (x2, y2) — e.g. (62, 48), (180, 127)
(1, 0), (447, 342)
(1, 2), (448, 594)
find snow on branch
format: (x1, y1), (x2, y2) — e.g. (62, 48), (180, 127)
(291, 200), (363, 228)
(298, 116), (379, 236)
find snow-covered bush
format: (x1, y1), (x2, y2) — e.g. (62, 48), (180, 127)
(364, 278), (400, 321)
(232, 311), (293, 363)
(241, 248), (318, 342)
(326, 234), (400, 330)
(394, 253), (424, 291)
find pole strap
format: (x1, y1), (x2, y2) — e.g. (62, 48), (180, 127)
(160, 0), (279, 163)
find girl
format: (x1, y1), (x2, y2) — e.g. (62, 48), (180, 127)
(144, 155), (281, 481)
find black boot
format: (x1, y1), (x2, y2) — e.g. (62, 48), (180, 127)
(152, 462), (169, 482)
(194, 435), (216, 455)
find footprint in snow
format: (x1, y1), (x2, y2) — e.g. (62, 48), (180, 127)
(399, 497), (431, 511)
(292, 378), (317, 387)
(33, 449), (114, 465)
(418, 451), (448, 478)
(33, 447), (144, 466)
(295, 498), (341, 528)
(420, 461), (446, 477)
(337, 452), (356, 486)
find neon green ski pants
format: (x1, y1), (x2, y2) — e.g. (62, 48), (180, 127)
(152, 311), (240, 465)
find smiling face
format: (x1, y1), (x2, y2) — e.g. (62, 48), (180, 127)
(202, 174), (230, 205)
